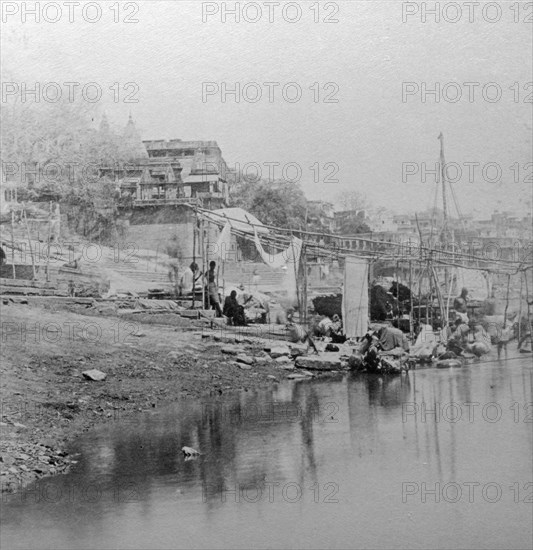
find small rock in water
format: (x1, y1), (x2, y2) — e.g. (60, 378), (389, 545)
(82, 369), (107, 381)
(182, 446), (200, 457)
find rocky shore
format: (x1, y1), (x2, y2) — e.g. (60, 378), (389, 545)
(1, 301), (341, 493)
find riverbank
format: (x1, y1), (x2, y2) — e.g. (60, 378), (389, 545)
(0, 301), (317, 492)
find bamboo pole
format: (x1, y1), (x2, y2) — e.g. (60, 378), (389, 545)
(524, 270), (533, 350)
(192, 208), (197, 308)
(201, 218), (206, 311)
(396, 262), (400, 328)
(425, 263), (429, 327)
(430, 264), (446, 330)
(290, 237), (300, 318)
(409, 260), (414, 338)
(517, 273), (523, 346)
(302, 244), (308, 326)
(503, 273), (511, 329)
(11, 211), (16, 279)
(45, 202), (52, 282)
(23, 210), (36, 280)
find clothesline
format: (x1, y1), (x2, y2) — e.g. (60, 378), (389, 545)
(192, 204), (529, 275)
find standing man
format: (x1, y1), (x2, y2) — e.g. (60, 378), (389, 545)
(0, 243), (6, 266)
(167, 258), (180, 298)
(179, 262), (200, 296)
(207, 261), (223, 316)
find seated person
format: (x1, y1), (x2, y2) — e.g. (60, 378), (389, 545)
(453, 287), (469, 323)
(466, 325), (491, 357)
(377, 325), (410, 353)
(223, 290), (246, 326)
(447, 318), (470, 356)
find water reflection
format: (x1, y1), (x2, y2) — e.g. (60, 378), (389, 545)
(2, 360), (532, 550)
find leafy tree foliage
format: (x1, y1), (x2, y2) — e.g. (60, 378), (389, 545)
(230, 178), (307, 230)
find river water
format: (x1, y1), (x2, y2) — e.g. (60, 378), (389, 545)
(2, 356), (532, 550)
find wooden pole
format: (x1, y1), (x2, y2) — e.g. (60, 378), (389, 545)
(302, 244), (308, 326)
(430, 264), (446, 329)
(517, 272), (523, 345)
(524, 270), (533, 350)
(11, 211), (16, 279)
(23, 210), (37, 280)
(192, 209), (197, 308)
(396, 262), (400, 328)
(425, 263), (429, 327)
(46, 202), (52, 282)
(290, 237), (300, 318)
(503, 273), (511, 329)
(201, 218), (206, 310)
(409, 260), (414, 338)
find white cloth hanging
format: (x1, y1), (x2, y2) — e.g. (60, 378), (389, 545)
(254, 229), (302, 304)
(342, 256), (369, 338)
(216, 221), (232, 261)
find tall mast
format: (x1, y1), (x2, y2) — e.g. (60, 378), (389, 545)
(438, 132), (451, 302)
(438, 132), (448, 242)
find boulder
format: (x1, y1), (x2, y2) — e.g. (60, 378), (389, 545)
(236, 354), (254, 365)
(289, 344), (307, 357)
(269, 345), (291, 359)
(82, 369), (107, 381)
(236, 362), (252, 371)
(221, 346), (245, 355)
(279, 363), (296, 371)
(295, 355), (341, 371)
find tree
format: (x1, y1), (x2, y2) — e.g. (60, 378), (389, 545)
(337, 216), (371, 235)
(229, 178), (307, 230)
(248, 181), (307, 229)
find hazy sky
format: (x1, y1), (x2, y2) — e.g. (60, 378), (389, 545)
(2, 0), (532, 217)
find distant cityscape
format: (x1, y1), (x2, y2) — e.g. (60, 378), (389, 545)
(1, 114), (531, 253)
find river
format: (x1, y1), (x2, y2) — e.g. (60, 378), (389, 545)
(2, 356), (532, 549)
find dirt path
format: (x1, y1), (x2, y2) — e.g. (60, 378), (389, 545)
(0, 301), (299, 492)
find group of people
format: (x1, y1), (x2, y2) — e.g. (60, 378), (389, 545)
(173, 260), (226, 317)
(315, 314), (345, 343)
(171, 260), (266, 326)
(348, 324), (410, 373)
(445, 317), (492, 357)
